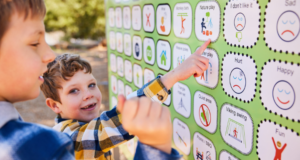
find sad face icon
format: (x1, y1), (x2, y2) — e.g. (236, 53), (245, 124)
(277, 11), (300, 42)
(230, 68), (246, 94)
(234, 13), (246, 31)
(272, 80), (295, 110)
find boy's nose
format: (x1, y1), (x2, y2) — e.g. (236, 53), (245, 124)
(42, 45), (56, 63)
(83, 90), (94, 101)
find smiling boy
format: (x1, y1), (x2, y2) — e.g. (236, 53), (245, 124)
(0, 0), (74, 159)
(41, 39), (210, 159)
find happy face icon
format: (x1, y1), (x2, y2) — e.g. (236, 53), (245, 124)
(229, 68), (246, 94)
(277, 11), (300, 42)
(272, 80), (295, 110)
(234, 13), (246, 31)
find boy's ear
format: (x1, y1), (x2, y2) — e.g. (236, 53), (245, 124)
(46, 98), (61, 114)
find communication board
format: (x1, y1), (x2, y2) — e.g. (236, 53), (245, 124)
(105, 0), (300, 159)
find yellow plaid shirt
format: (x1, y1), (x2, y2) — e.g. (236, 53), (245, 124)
(53, 77), (170, 160)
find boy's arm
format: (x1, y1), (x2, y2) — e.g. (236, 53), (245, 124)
(118, 40), (211, 159)
(117, 96), (182, 159)
(160, 39), (211, 90)
(128, 39), (211, 104)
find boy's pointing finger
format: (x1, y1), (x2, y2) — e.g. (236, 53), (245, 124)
(122, 97), (139, 122)
(117, 95), (126, 113)
(195, 39), (211, 55)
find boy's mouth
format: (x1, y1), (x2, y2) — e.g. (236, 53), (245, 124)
(81, 103), (97, 111)
(39, 76), (44, 82)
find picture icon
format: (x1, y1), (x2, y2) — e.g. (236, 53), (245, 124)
(272, 80), (295, 110)
(146, 13), (151, 27)
(196, 148), (203, 160)
(206, 151), (212, 160)
(160, 13), (167, 32)
(178, 98), (187, 111)
(229, 68), (246, 94)
(272, 137), (287, 160)
(234, 12), (246, 42)
(225, 118), (246, 147)
(177, 55), (185, 66)
(146, 46), (152, 61)
(204, 62), (212, 84)
(177, 13), (187, 34)
(201, 12), (213, 36)
(199, 104), (211, 127)
(277, 10), (300, 42)
(124, 14), (129, 25)
(136, 72), (140, 84)
(135, 43), (140, 57)
(176, 131), (187, 147)
(160, 50), (167, 65)
(234, 12), (246, 31)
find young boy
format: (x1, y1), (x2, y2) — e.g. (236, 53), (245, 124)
(40, 39), (210, 159)
(0, 0), (74, 159)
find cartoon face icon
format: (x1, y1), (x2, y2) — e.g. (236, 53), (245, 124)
(229, 68), (246, 94)
(272, 80), (295, 110)
(234, 13), (246, 31)
(277, 10), (300, 42)
(277, 141), (281, 148)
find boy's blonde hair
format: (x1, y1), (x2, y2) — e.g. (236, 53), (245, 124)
(40, 54), (92, 103)
(0, 0), (46, 44)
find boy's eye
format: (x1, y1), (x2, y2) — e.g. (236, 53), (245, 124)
(89, 83), (96, 88)
(31, 43), (40, 47)
(69, 89), (79, 94)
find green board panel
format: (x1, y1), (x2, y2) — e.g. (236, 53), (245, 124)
(105, 0), (300, 159)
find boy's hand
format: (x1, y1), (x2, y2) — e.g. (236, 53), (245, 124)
(117, 95), (172, 154)
(161, 39), (211, 90)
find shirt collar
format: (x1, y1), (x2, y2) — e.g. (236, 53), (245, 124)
(55, 116), (88, 126)
(0, 101), (21, 128)
(55, 115), (69, 124)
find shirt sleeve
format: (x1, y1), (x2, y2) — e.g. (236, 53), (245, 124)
(53, 141), (75, 160)
(134, 141), (182, 160)
(127, 76), (170, 104)
(69, 107), (133, 159)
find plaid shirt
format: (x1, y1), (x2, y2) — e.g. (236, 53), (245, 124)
(0, 101), (74, 160)
(53, 77), (173, 160)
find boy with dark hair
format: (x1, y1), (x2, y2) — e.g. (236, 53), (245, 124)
(0, 0), (74, 159)
(41, 38), (210, 160)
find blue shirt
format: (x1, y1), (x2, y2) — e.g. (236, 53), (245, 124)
(0, 101), (74, 160)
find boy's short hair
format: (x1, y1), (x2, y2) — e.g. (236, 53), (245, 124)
(0, 0), (46, 44)
(41, 54), (92, 103)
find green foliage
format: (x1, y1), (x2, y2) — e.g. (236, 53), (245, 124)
(44, 0), (105, 40)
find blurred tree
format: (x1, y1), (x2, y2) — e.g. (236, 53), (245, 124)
(44, 0), (105, 40)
